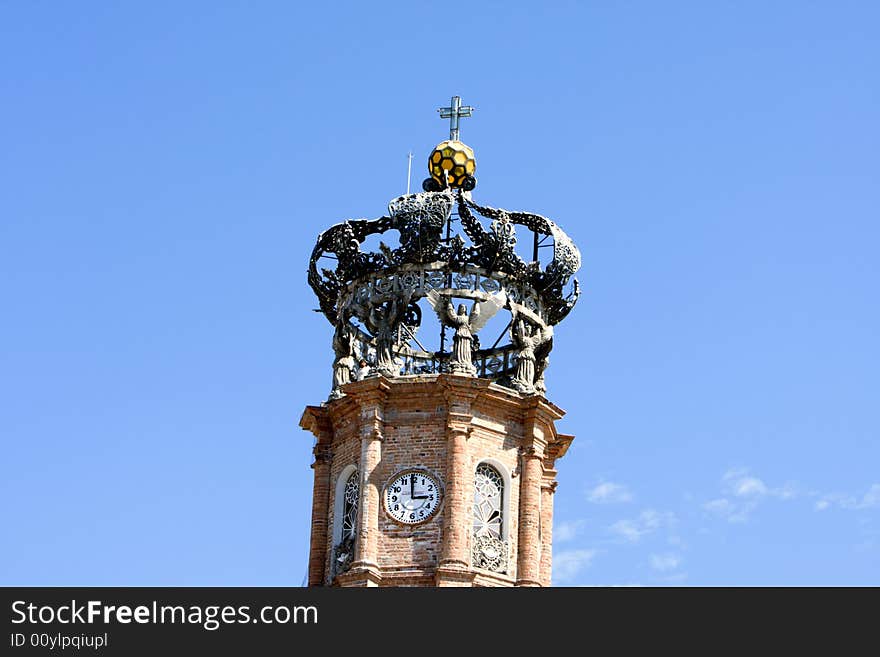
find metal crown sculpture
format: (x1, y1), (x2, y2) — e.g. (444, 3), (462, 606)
(308, 97), (581, 400)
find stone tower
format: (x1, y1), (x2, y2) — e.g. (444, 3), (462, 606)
(300, 98), (582, 587)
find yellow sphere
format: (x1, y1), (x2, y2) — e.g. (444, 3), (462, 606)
(427, 140), (476, 188)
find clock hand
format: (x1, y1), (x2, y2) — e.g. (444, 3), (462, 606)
(412, 476), (429, 499)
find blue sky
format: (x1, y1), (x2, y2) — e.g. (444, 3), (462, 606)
(1, 2), (877, 585)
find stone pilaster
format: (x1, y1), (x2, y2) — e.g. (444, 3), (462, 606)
(541, 433), (573, 587)
(516, 397), (562, 587)
(308, 443), (332, 586)
(345, 380), (389, 587)
(440, 424), (469, 561)
(539, 479), (557, 587)
(436, 376), (483, 586)
(516, 446), (544, 586)
(299, 407), (333, 587)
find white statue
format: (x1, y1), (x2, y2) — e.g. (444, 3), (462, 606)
(329, 316), (357, 400)
(366, 289), (413, 378)
(533, 332), (553, 395)
(510, 311), (553, 394)
(427, 289), (506, 376)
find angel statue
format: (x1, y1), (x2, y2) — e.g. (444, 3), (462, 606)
(510, 310), (553, 394)
(533, 330), (554, 395)
(329, 312), (359, 400)
(366, 289), (413, 378)
(427, 289), (506, 376)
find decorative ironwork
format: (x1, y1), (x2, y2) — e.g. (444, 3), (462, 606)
(333, 470), (359, 577)
(474, 463), (504, 539)
(307, 131), (581, 399)
(472, 463), (507, 573)
(472, 533), (508, 574)
(389, 191), (453, 261)
(342, 471), (359, 539)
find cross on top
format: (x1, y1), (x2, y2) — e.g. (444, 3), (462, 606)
(437, 96), (474, 142)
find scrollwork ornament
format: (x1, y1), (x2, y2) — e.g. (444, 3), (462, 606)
(472, 533), (508, 573)
(307, 188), (580, 397)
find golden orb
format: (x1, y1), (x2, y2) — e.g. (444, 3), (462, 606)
(427, 140), (476, 189)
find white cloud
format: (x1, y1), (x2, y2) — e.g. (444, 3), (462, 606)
(610, 509), (675, 543)
(703, 497), (752, 523)
(859, 484), (880, 509)
(649, 553), (682, 572)
(554, 520), (585, 543)
(732, 476), (768, 497)
(709, 469), (879, 519)
(553, 549), (597, 584)
(724, 469), (765, 496)
(610, 519), (642, 542)
(706, 468), (800, 522)
(777, 483), (799, 500)
(704, 498), (733, 514)
(722, 468), (797, 500)
(814, 483), (880, 512)
(587, 481), (633, 504)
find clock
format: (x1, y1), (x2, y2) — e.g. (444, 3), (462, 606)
(384, 469), (443, 524)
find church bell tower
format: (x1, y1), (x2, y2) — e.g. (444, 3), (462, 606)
(299, 97), (582, 586)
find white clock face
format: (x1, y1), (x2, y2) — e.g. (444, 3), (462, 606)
(384, 470), (442, 524)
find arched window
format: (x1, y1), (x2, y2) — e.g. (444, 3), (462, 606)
(331, 466), (359, 578)
(341, 470), (359, 540)
(474, 463), (504, 538)
(473, 463), (509, 574)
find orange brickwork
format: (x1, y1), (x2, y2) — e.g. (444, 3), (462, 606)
(299, 374), (573, 587)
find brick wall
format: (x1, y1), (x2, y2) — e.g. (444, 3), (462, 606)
(299, 374), (573, 587)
